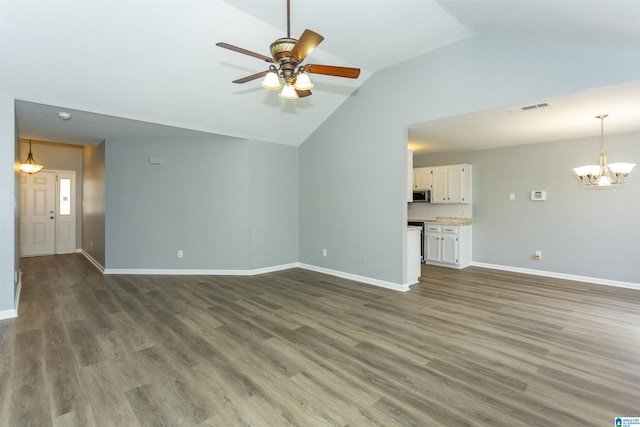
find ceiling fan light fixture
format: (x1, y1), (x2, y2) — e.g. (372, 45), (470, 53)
(260, 71), (282, 90)
(293, 72), (313, 90)
(279, 83), (299, 99)
(20, 140), (44, 174)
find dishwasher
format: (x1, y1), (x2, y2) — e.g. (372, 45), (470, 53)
(407, 221), (425, 263)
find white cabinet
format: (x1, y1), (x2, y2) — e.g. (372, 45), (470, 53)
(413, 167), (431, 191)
(425, 224), (471, 268)
(429, 164), (471, 204)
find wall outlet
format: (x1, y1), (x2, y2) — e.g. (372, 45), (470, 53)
(535, 250), (541, 260)
(509, 193), (515, 201)
(362, 256), (367, 264)
(322, 248), (327, 257)
(178, 250), (184, 258)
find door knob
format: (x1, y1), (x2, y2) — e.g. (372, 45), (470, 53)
(50, 216), (54, 219)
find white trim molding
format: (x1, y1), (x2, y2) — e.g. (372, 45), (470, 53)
(14, 269), (22, 316)
(1, 270), (23, 320)
(103, 263), (299, 276)
(472, 262), (640, 291)
(101, 261), (411, 292)
(0, 309), (17, 320)
(298, 263), (411, 292)
(81, 250), (105, 273)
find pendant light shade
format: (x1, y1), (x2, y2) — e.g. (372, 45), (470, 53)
(279, 83), (299, 99)
(20, 140), (44, 174)
(260, 71), (282, 90)
(293, 72), (313, 90)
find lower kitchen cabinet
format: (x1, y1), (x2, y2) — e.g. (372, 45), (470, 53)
(425, 224), (471, 268)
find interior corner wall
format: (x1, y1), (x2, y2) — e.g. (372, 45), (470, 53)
(298, 36), (640, 286)
(415, 131), (640, 284)
(248, 141), (298, 269)
(104, 137), (298, 271)
(0, 95), (18, 313)
(83, 142), (106, 268)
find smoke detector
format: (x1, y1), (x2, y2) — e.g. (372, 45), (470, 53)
(58, 112), (71, 120)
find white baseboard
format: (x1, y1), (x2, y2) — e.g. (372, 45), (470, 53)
(471, 262), (640, 290)
(1, 271), (22, 320)
(103, 262), (299, 276)
(100, 260), (410, 292)
(0, 309), (17, 320)
(73, 253), (639, 292)
(81, 250), (105, 273)
(298, 263), (411, 292)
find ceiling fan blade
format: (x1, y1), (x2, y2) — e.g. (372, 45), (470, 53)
(232, 70), (269, 84)
(295, 89), (312, 98)
(216, 42), (274, 63)
(306, 64), (361, 79)
(290, 29), (324, 61)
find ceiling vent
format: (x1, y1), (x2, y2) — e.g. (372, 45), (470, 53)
(508, 102), (552, 113)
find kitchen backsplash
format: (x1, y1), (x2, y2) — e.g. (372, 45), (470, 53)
(407, 201), (472, 220)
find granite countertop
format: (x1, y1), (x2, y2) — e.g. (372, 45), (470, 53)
(408, 225), (423, 231)
(409, 216), (472, 225)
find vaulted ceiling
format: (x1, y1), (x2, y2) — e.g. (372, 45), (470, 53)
(2, 0), (639, 151)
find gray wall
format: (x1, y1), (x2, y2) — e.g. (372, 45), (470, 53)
(299, 36), (640, 286)
(0, 95), (19, 314)
(249, 141), (299, 269)
(83, 142), (106, 267)
(415, 131), (640, 284)
(104, 138), (298, 270)
(19, 140), (83, 249)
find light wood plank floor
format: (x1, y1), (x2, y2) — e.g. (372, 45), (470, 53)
(1, 254), (638, 426)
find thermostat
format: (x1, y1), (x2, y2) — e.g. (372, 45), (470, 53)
(530, 190), (547, 201)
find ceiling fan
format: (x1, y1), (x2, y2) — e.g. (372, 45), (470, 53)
(216, 0), (361, 99)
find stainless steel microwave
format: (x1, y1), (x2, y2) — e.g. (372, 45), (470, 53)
(412, 190), (430, 202)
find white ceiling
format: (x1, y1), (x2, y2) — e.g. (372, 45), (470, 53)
(2, 0), (639, 151)
(408, 80), (640, 155)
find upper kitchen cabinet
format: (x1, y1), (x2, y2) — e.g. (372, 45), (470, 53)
(413, 167), (431, 191)
(430, 164), (471, 204)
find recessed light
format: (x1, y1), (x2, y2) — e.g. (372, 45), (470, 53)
(58, 112), (71, 120)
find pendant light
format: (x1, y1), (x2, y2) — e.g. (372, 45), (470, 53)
(573, 115), (635, 186)
(20, 140), (44, 174)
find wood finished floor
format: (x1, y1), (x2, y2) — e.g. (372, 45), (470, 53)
(1, 254), (639, 426)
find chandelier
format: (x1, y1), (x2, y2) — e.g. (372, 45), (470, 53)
(572, 115), (635, 186)
(19, 140), (44, 174)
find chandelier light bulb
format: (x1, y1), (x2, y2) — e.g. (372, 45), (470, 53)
(279, 83), (299, 99)
(293, 73), (313, 90)
(260, 72), (282, 90)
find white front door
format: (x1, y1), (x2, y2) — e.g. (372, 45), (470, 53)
(20, 171), (56, 256)
(20, 170), (77, 256)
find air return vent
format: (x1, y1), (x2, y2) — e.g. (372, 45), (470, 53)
(508, 102), (552, 113)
